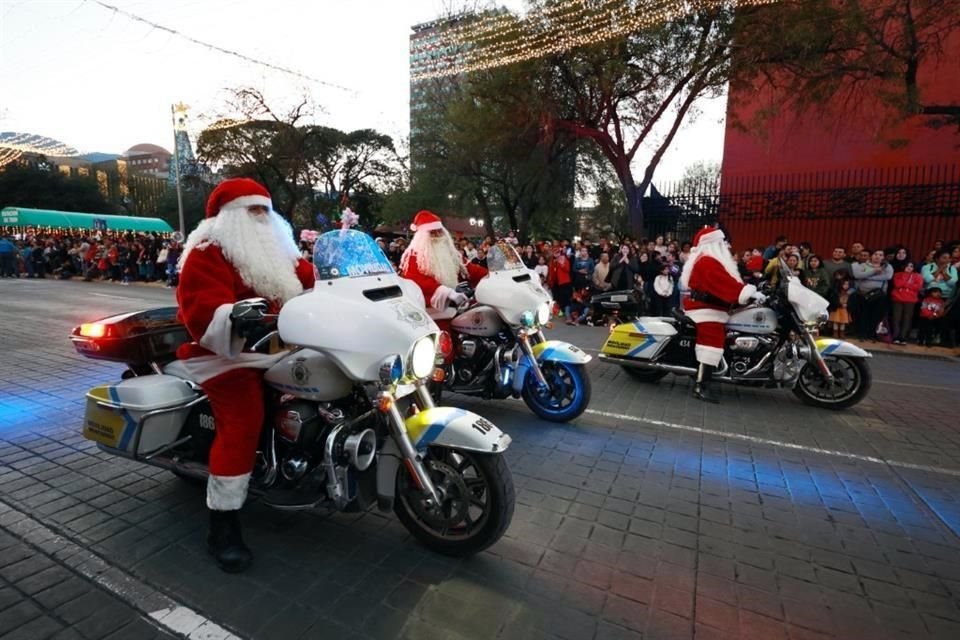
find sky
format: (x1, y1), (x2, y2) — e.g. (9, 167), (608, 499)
(0, 0), (726, 183)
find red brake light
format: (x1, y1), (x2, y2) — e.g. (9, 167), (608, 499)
(438, 331), (454, 359)
(79, 323), (109, 338)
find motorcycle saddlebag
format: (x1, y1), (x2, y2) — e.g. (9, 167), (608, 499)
(70, 307), (190, 367)
(590, 289), (643, 316)
(601, 318), (676, 360)
(83, 375), (198, 456)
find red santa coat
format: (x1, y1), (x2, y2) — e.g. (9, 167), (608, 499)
(173, 243), (315, 383)
(401, 252), (488, 311)
(682, 255), (756, 367)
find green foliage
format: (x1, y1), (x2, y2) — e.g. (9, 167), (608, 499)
(0, 161), (116, 214)
(732, 0), (960, 133)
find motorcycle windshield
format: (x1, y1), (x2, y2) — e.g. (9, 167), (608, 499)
(486, 242), (525, 272)
(312, 229), (394, 280)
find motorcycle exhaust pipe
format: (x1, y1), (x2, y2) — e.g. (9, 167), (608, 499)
(599, 353), (698, 376)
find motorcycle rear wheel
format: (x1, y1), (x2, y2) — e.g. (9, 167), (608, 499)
(521, 362), (591, 422)
(792, 356), (871, 410)
(621, 366), (669, 383)
(395, 447), (514, 557)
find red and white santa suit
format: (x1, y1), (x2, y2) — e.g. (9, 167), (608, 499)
(680, 227), (759, 367)
(175, 178), (314, 512)
(399, 210), (487, 330)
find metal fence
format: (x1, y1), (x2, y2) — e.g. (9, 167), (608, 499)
(645, 165), (960, 254)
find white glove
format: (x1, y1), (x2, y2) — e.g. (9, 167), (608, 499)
(750, 292), (768, 304)
(449, 291), (469, 307)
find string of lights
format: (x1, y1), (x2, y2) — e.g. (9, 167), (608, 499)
(0, 149), (24, 169)
(411, 0), (779, 81)
(91, 1), (357, 93)
(0, 132), (79, 157)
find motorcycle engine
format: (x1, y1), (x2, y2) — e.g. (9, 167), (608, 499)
(273, 400), (324, 483)
(727, 335), (776, 379)
(772, 336), (811, 383)
(453, 337), (497, 385)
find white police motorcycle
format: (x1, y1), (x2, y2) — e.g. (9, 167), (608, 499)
(71, 230), (514, 556)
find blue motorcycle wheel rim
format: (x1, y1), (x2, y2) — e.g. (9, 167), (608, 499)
(524, 361), (584, 420)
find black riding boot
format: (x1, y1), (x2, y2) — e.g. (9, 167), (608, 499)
(693, 363), (720, 404)
(208, 510), (252, 573)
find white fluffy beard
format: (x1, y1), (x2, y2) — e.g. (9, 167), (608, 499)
(680, 241), (742, 290)
(180, 207), (303, 303)
(401, 229), (463, 288)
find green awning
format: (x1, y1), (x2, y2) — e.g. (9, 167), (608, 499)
(0, 207), (174, 233)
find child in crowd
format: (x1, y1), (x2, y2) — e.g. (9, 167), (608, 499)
(652, 262), (675, 317)
(829, 278), (852, 338)
(917, 288), (946, 346)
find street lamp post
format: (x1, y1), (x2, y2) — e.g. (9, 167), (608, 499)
(171, 103), (188, 239)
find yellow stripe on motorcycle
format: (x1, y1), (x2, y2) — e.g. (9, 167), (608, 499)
(404, 407), (511, 453)
(82, 385), (126, 448)
(531, 340), (591, 364)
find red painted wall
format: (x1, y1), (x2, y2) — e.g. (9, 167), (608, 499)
(719, 10), (960, 255)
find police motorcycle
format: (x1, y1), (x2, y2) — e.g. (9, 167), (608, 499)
(429, 242), (592, 422)
(599, 261), (873, 410)
(70, 230), (514, 556)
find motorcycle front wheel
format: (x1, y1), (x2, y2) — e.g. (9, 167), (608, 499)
(521, 361), (591, 422)
(395, 446), (515, 557)
(792, 356), (871, 410)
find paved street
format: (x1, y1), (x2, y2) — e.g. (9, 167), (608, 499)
(2, 277), (960, 640)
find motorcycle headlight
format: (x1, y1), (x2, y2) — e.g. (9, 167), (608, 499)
(378, 355), (404, 387)
(520, 310), (536, 328)
(409, 336), (437, 379)
(537, 302), (551, 325)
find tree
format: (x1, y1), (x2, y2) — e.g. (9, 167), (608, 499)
(196, 89), (317, 223)
(676, 160), (721, 194)
(0, 161), (116, 214)
(733, 0), (960, 132)
(537, 2), (737, 236)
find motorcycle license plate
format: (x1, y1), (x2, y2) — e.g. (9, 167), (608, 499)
(82, 387), (128, 449)
(610, 295), (628, 302)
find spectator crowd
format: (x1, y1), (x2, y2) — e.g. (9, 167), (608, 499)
(1, 228), (958, 349)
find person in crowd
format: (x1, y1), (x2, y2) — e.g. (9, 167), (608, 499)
(534, 254), (549, 286)
(763, 235), (788, 261)
(521, 244), (538, 269)
(679, 242), (692, 264)
(889, 246), (912, 272)
(823, 247), (852, 280)
(845, 242), (865, 264)
(798, 242), (813, 270)
(829, 278), (853, 338)
(917, 288), (946, 347)
(890, 262), (924, 345)
(608, 244), (639, 292)
(783, 253), (802, 278)
(175, 178), (316, 573)
(0, 235), (17, 277)
(572, 246), (595, 290)
(852, 249), (894, 340)
(592, 252), (611, 292)
(652, 262), (675, 317)
(922, 250), (958, 299)
(548, 248), (574, 319)
(165, 241), (181, 288)
(802, 255), (832, 299)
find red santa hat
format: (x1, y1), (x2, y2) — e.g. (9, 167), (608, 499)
(692, 225), (725, 247)
(409, 210), (444, 233)
(205, 178), (272, 218)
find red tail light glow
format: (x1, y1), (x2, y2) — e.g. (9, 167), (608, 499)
(79, 323), (109, 338)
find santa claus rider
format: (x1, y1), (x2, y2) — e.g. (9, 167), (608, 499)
(399, 210), (488, 329)
(679, 226), (766, 403)
(176, 178), (315, 573)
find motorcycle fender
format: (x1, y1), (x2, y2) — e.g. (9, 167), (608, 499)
(531, 340), (591, 364)
(815, 338), (872, 358)
(404, 407), (511, 454)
